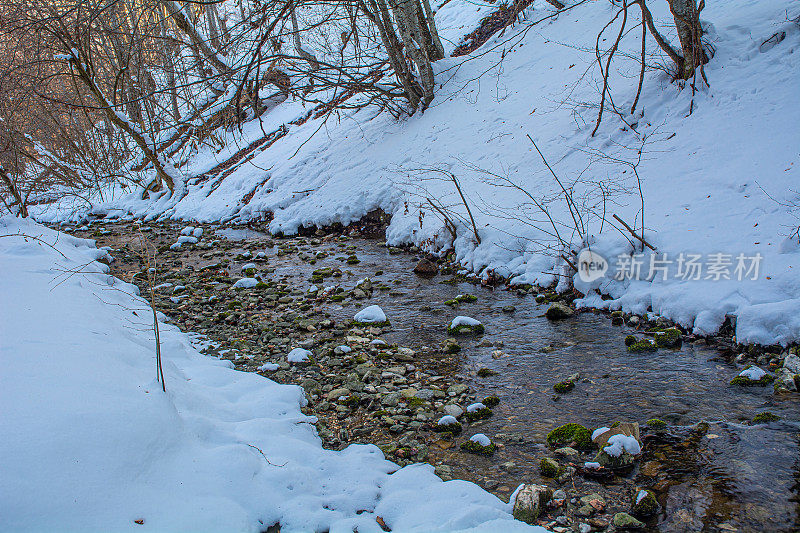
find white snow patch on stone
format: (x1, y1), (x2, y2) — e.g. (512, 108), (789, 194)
(287, 348), (311, 363)
(603, 434), (641, 457)
(354, 305), (387, 323)
(232, 278), (258, 289)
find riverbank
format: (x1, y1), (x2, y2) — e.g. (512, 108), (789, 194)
(57, 217), (800, 532)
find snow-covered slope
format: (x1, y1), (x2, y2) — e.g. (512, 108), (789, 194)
(37, 0), (800, 345)
(0, 216), (543, 532)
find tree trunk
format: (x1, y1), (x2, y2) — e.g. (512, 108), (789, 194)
(667, 0), (704, 79)
(162, 0), (229, 76)
(0, 167), (28, 217)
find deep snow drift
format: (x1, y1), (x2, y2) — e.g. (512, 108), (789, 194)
(36, 0), (800, 345)
(0, 216), (543, 532)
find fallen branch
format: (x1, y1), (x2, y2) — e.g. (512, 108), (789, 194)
(613, 213), (655, 250)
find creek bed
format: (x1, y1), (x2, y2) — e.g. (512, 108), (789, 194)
(77, 222), (799, 532)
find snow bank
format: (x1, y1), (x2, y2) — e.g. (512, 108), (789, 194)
(0, 217), (544, 533)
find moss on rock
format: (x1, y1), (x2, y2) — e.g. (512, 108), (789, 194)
(539, 457), (562, 477)
(654, 328), (682, 348)
(628, 340), (657, 353)
(465, 407), (493, 422)
(460, 440), (496, 456)
(553, 380), (575, 394)
(482, 396), (500, 407)
(546, 423), (593, 450)
(752, 411), (780, 424)
(477, 368), (498, 378)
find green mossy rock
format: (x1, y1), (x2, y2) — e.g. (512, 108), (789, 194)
(752, 412), (780, 424)
(628, 340), (657, 353)
(460, 440), (496, 456)
(646, 418), (667, 429)
(482, 396), (500, 407)
(654, 328), (682, 348)
(631, 489), (658, 517)
(465, 407), (493, 422)
(547, 423), (593, 450)
(553, 380), (575, 394)
(539, 457), (562, 477)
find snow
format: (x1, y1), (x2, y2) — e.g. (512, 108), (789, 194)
(287, 347), (312, 363)
(32, 0), (800, 346)
(335, 345), (352, 353)
(603, 434), (642, 458)
(437, 415), (459, 426)
(466, 402), (486, 413)
(354, 305), (387, 323)
(636, 490), (648, 505)
(258, 362), (280, 372)
(176, 235), (198, 244)
(180, 226), (196, 235)
(739, 366), (767, 381)
(583, 462), (602, 470)
(232, 277), (258, 289)
(451, 316), (482, 328)
(192, 227), (204, 238)
(469, 434), (491, 447)
(592, 427), (611, 441)
(0, 216), (545, 533)
(242, 262), (257, 270)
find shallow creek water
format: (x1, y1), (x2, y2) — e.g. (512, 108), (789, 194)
(86, 223), (799, 532)
(215, 227), (800, 533)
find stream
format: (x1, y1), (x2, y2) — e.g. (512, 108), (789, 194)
(73, 221), (799, 532)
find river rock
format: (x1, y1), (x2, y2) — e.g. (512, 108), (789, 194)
(415, 389), (435, 400)
(326, 387), (351, 400)
(612, 512), (645, 529)
(554, 446), (580, 458)
(413, 259), (438, 275)
(444, 404), (464, 418)
(631, 489), (658, 517)
(400, 388), (418, 399)
(545, 302), (574, 320)
(512, 484), (552, 524)
(783, 353), (800, 374)
(381, 392), (401, 406)
(447, 383), (469, 396)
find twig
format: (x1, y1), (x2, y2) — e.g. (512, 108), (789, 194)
(613, 213), (655, 250)
(561, 254), (578, 271)
(244, 443), (288, 467)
